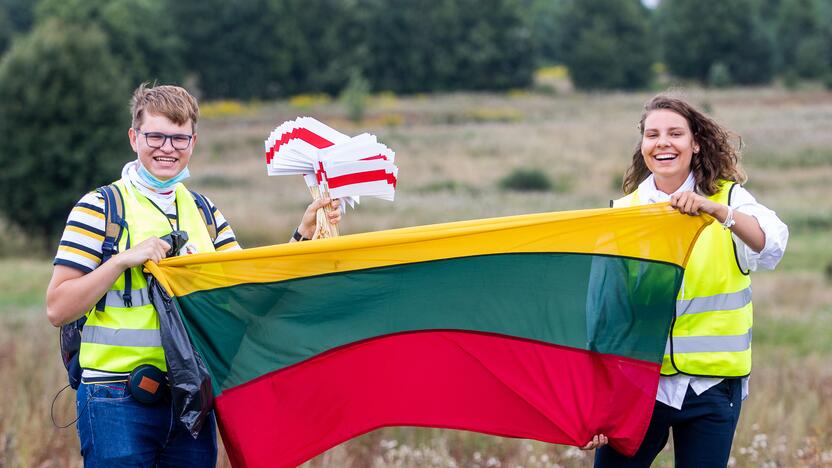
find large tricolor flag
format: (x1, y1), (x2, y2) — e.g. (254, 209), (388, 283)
(146, 203), (710, 467)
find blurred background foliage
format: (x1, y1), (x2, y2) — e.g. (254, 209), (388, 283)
(0, 0), (831, 245)
(0, 18), (129, 251)
(1, 2), (831, 466)
(2, 0), (831, 98)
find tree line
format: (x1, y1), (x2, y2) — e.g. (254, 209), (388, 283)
(2, 0), (831, 99)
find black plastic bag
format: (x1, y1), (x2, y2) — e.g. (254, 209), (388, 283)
(148, 275), (214, 438)
(59, 316), (85, 390)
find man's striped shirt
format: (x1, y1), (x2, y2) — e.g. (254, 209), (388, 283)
(54, 190), (241, 273)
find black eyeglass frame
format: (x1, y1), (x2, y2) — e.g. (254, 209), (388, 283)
(134, 128), (194, 150)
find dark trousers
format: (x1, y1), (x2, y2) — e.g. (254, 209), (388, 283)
(595, 378), (743, 468)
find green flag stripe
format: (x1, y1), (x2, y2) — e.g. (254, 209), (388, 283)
(176, 252), (682, 394)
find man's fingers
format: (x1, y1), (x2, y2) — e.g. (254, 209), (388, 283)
(309, 197), (339, 211)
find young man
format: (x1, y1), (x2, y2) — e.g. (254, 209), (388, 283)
(46, 84), (339, 466)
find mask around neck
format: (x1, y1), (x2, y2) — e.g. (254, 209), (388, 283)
(137, 163), (190, 190)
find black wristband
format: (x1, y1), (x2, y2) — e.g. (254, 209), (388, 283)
(292, 229), (310, 242)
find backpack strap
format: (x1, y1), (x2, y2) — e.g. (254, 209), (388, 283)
(190, 190), (218, 243)
(62, 184), (129, 388)
(95, 184), (131, 310)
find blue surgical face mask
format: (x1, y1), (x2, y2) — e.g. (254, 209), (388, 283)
(137, 163), (190, 190)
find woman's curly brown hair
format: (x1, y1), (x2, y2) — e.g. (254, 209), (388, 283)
(622, 94), (746, 196)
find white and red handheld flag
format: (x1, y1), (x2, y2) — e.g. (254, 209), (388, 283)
(265, 118), (399, 238)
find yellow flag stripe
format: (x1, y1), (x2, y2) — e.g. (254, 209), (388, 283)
(148, 203), (711, 297)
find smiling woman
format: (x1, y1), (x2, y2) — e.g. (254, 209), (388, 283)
(594, 94), (789, 467)
(640, 110), (698, 193)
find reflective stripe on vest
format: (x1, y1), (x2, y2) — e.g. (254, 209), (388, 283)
(79, 180), (216, 373)
(613, 180), (753, 377)
(82, 325), (163, 347)
(665, 329), (752, 354)
(676, 286), (751, 317)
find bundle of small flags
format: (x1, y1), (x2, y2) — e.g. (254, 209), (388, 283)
(265, 117), (398, 238)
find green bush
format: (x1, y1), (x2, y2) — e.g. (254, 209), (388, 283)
(499, 169), (553, 192)
(707, 62), (733, 88)
(0, 19), (130, 249)
(341, 70), (370, 123)
(782, 70), (800, 90)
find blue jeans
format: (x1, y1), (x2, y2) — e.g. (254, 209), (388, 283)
(76, 381), (217, 468)
(595, 378), (743, 468)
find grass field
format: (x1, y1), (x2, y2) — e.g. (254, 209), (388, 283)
(1, 86), (831, 467)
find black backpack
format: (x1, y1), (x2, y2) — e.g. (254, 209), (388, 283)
(59, 184), (217, 389)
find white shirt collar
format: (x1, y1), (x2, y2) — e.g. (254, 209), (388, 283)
(638, 172), (696, 204)
(121, 160), (178, 211)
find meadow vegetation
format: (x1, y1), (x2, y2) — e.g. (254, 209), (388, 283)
(1, 86), (830, 467)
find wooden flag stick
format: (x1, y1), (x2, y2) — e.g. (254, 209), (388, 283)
(319, 181), (339, 237)
(306, 183), (338, 238)
(307, 184), (324, 239)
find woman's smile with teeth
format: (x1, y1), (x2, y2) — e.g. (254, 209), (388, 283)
(640, 110), (697, 191)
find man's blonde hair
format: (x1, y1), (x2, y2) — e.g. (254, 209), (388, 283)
(131, 83), (199, 132)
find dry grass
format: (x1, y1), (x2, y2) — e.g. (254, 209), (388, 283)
(2, 86), (831, 467)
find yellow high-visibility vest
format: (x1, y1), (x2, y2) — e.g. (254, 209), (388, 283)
(79, 180), (216, 373)
(613, 180), (752, 377)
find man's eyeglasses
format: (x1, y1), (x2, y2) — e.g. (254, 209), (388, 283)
(135, 129), (193, 150)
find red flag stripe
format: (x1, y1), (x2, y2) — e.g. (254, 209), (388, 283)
(266, 128), (335, 164)
(359, 154), (390, 161)
(215, 330), (658, 467)
(326, 169), (396, 189)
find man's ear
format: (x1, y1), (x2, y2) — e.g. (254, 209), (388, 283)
(128, 127), (138, 153)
